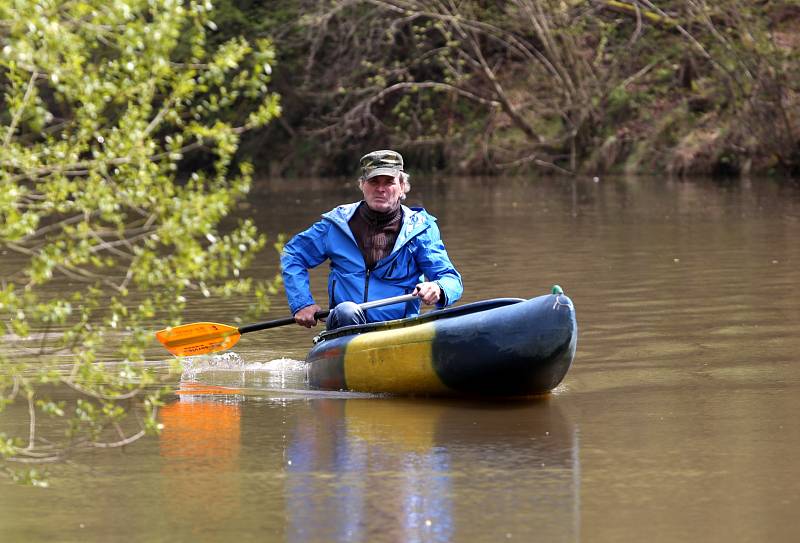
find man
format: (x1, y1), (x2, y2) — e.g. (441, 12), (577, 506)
(281, 149), (463, 329)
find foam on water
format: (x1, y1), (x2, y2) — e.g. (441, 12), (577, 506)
(244, 357), (308, 373)
(176, 353), (382, 398)
(179, 351), (310, 391)
(180, 351), (247, 376)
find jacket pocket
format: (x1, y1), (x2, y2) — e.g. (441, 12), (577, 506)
(381, 252), (414, 281)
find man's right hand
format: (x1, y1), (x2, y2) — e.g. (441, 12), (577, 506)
(294, 304), (323, 328)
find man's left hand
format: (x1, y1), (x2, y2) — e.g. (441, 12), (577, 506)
(414, 281), (441, 305)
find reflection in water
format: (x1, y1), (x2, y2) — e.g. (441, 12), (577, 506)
(286, 399), (454, 542)
(285, 398), (579, 542)
(156, 382), (580, 542)
(159, 383), (243, 527)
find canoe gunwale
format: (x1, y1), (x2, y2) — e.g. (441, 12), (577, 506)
(314, 297), (526, 343)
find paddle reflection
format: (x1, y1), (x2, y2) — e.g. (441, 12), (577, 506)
(285, 397), (579, 542)
(159, 382), (243, 526)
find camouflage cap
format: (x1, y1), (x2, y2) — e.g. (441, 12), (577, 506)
(359, 149), (404, 180)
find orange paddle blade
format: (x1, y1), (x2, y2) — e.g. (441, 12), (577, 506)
(155, 322), (241, 357)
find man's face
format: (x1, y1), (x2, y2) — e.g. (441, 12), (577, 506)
(361, 174), (404, 213)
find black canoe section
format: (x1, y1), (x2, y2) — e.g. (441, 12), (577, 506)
(431, 294), (577, 396)
(313, 297), (526, 343)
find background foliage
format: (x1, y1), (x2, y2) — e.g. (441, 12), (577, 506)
(222, 0), (800, 177)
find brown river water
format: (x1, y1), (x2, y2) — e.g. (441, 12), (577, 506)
(1, 175), (799, 542)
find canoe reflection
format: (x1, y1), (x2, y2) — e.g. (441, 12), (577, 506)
(156, 382), (579, 541)
(286, 398), (579, 542)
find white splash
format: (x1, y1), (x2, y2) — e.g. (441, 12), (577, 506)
(245, 357), (308, 389)
(181, 351), (247, 379)
(245, 357), (308, 373)
(179, 353), (309, 390)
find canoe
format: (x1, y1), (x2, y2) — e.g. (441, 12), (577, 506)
(306, 289), (577, 397)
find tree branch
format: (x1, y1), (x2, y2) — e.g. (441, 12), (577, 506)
(60, 377), (144, 401)
(3, 71), (39, 148)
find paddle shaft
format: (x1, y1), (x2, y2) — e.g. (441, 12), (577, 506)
(237, 293), (417, 334)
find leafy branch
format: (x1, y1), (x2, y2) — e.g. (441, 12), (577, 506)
(0, 0), (282, 485)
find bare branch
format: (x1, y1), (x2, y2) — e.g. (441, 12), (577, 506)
(18, 213), (92, 244)
(3, 71), (39, 148)
(60, 377), (144, 401)
(6, 453), (65, 464)
(25, 392), (36, 451)
(92, 426), (146, 449)
(496, 152), (574, 176)
(310, 81), (500, 137)
(448, 9), (542, 142)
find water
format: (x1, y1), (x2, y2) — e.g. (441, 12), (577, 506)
(1, 175), (799, 542)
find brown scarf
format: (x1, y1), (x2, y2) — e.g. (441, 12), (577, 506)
(348, 202), (402, 270)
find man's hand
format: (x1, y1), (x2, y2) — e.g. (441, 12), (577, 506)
(413, 282), (441, 305)
(294, 304), (323, 327)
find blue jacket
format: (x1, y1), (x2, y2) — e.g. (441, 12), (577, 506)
(281, 202), (463, 322)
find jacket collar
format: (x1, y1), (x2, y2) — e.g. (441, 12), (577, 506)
(322, 201), (432, 248)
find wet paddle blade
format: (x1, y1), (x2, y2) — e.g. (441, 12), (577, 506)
(155, 322), (241, 357)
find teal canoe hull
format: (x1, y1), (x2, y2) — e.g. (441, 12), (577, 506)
(306, 292), (578, 397)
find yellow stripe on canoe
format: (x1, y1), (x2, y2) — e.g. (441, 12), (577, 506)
(343, 322), (449, 394)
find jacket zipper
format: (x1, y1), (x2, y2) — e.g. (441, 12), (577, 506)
(362, 267), (370, 320)
(363, 267), (370, 303)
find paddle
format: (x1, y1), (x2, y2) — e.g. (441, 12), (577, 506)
(155, 293), (417, 357)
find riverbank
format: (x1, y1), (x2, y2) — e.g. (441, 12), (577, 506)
(221, 1), (800, 178)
